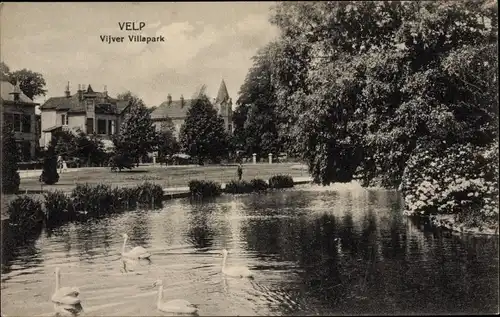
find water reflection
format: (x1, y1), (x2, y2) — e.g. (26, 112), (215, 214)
(1, 188), (498, 316)
(1, 221), (43, 276)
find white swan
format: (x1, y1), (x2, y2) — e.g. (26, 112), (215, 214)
(220, 249), (253, 278)
(121, 234), (151, 259)
(51, 267), (81, 305)
(53, 303), (83, 316)
(153, 280), (198, 314)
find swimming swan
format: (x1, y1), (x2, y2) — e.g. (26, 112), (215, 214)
(53, 302), (83, 316)
(153, 280), (198, 314)
(51, 267), (81, 305)
(121, 233), (151, 259)
(220, 249), (253, 278)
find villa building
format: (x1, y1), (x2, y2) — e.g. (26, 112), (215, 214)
(39, 83), (130, 148)
(151, 79), (233, 137)
(1, 80), (40, 161)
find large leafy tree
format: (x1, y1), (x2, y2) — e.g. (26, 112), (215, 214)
(48, 129), (106, 166)
(75, 130), (106, 166)
(268, 0), (498, 186)
(156, 116), (180, 163)
(179, 94), (229, 165)
(233, 44), (281, 159)
(2, 64), (47, 100)
(112, 94), (157, 165)
(1, 124), (20, 193)
(51, 130), (77, 159)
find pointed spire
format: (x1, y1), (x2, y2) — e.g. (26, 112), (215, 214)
(10, 81), (21, 101)
(87, 84), (94, 93)
(215, 79), (229, 104)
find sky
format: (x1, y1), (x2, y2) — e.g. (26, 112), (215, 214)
(1, 2), (279, 108)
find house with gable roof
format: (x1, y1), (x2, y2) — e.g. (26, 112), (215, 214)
(39, 83), (130, 149)
(151, 79), (233, 138)
(1, 80), (40, 161)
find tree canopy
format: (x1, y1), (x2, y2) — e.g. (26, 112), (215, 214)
(233, 44), (282, 159)
(265, 0), (498, 186)
(112, 94), (158, 164)
(1, 62), (47, 100)
(179, 94), (229, 164)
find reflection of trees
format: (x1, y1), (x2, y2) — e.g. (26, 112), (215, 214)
(240, 190), (311, 217)
(239, 189), (499, 314)
(74, 217), (114, 261)
(186, 200), (233, 250)
(186, 212), (215, 251)
(1, 221), (43, 275)
(124, 212), (152, 247)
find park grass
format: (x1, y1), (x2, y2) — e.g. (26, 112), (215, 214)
(19, 163), (308, 193)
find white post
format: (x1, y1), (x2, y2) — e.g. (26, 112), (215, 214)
(268, 153), (272, 164)
(252, 153), (257, 164)
(153, 156), (156, 166)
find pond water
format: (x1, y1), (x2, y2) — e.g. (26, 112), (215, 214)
(1, 185), (498, 316)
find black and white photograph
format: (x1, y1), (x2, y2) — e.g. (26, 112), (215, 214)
(0, 1), (498, 316)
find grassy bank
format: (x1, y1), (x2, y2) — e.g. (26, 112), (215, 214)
(19, 163), (308, 193)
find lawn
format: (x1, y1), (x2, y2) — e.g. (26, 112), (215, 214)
(19, 163), (309, 193)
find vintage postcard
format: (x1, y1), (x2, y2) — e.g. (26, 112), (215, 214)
(1, 1), (498, 316)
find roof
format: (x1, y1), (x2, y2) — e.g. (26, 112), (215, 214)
(0, 81), (38, 105)
(215, 79), (230, 104)
(40, 87), (129, 115)
(151, 98), (193, 120)
(42, 125), (62, 132)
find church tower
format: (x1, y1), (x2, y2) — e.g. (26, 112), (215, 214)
(214, 79), (233, 134)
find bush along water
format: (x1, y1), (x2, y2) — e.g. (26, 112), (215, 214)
(268, 175), (294, 189)
(7, 195), (44, 229)
(250, 178), (269, 191)
(136, 182), (163, 208)
(401, 141), (499, 234)
(224, 180), (254, 194)
(70, 183), (114, 218)
(44, 190), (74, 225)
(189, 180), (222, 198)
(224, 179), (269, 194)
(8, 182), (166, 228)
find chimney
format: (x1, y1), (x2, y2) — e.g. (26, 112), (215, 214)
(78, 84), (83, 101)
(65, 81), (71, 98)
(167, 94), (172, 106)
(180, 95), (185, 108)
(104, 85), (108, 98)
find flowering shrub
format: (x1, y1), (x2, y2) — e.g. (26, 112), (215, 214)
(401, 141), (498, 227)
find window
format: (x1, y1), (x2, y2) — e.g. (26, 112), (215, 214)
(4, 114), (30, 133)
(61, 114), (68, 126)
(13, 114), (21, 132)
(86, 118), (94, 134)
(3, 113), (14, 127)
(18, 141), (32, 161)
(97, 119), (107, 134)
(22, 115), (31, 133)
(86, 99), (94, 112)
(228, 124), (232, 133)
(108, 120), (113, 135)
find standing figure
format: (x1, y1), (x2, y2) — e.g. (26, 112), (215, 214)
(57, 155), (63, 174)
(237, 163), (243, 181)
(62, 160), (68, 173)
